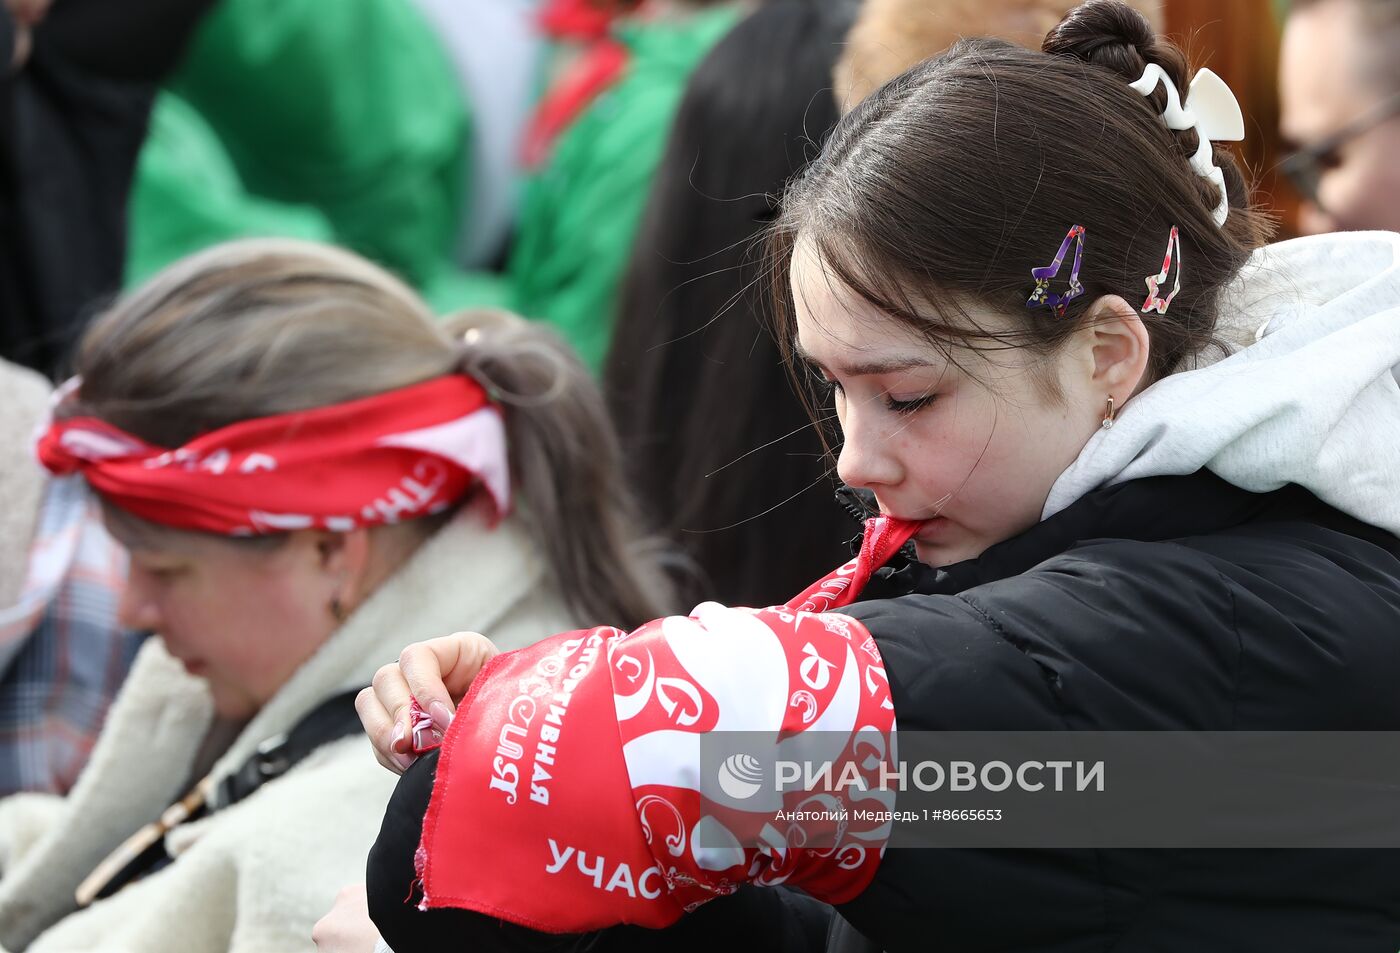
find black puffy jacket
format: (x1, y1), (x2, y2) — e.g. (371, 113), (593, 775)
(837, 469), (1400, 951)
(369, 470), (1400, 951)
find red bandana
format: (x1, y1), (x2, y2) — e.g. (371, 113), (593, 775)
(36, 376), (510, 536)
(415, 516), (918, 932)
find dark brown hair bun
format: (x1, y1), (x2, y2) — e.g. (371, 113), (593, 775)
(1043, 0), (1257, 236)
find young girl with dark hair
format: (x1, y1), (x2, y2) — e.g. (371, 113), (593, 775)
(354, 3), (1400, 950)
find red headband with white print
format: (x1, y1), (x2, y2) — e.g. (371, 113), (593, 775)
(36, 375), (510, 535)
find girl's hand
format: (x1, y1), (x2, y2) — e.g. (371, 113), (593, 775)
(312, 884), (380, 953)
(355, 632), (498, 774)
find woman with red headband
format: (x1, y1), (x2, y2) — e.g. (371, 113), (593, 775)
(0, 238), (672, 953)
(352, 3), (1400, 951)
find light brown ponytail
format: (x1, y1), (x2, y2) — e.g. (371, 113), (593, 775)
(447, 310), (680, 629)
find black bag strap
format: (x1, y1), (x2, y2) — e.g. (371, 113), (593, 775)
(216, 688), (365, 807)
(80, 688), (366, 905)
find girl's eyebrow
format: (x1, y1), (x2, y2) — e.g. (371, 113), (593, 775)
(793, 342), (937, 377)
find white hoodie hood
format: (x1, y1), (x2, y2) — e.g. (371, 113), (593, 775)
(1045, 231), (1400, 536)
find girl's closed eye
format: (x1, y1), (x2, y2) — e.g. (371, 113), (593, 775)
(884, 392), (936, 415)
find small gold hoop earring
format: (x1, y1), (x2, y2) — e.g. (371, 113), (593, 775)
(1102, 396), (1116, 431)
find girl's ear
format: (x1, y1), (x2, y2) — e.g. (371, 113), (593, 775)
(1083, 294), (1151, 400)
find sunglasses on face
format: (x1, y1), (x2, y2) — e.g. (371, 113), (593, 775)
(1279, 90), (1400, 207)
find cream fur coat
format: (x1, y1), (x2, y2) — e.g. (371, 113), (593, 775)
(0, 510), (578, 952)
(0, 360), (51, 609)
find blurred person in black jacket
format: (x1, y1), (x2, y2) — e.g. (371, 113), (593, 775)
(604, 0), (859, 609)
(0, 0), (213, 373)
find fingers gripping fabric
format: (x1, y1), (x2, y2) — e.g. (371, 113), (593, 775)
(414, 517), (918, 931)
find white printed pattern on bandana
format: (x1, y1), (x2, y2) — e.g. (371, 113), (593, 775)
(608, 602), (897, 911)
(48, 404), (507, 536)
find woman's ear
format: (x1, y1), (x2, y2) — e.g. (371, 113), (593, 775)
(310, 528), (373, 614)
(1083, 294), (1151, 400)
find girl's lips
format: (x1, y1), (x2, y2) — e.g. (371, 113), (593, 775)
(181, 658), (207, 676)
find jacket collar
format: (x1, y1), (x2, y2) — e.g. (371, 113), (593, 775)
(859, 471), (1384, 600)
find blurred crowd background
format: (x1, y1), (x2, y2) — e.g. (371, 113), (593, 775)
(0, 0), (1324, 376)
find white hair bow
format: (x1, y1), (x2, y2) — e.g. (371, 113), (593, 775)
(1129, 64), (1246, 227)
